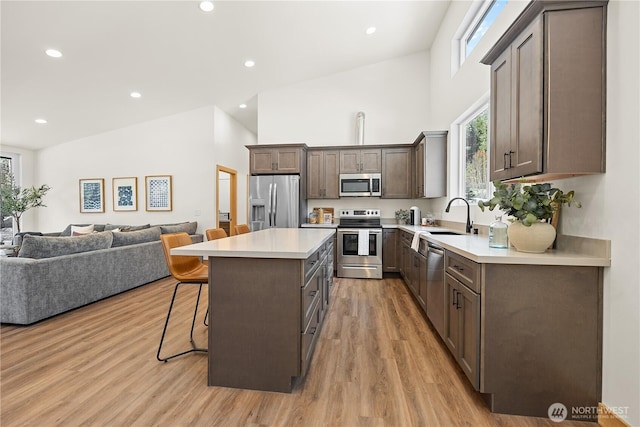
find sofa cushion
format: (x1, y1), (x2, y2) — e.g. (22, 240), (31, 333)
(111, 226), (161, 247)
(159, 221), (197, 235)
(61, 223), (106, 236)
(104, 223), (150, 232)
(18, 232), (114, 259)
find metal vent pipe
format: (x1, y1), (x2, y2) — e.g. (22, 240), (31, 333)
(355, 112), (365, 145)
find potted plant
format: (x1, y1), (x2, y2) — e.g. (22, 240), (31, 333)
(395, 209), (410, 225)
(478, 180), (581, 253)
(0, 169), (51, 235)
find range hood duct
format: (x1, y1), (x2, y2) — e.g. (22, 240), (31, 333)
(355, 111), (365, 145)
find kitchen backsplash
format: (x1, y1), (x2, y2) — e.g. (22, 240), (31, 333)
(306, 198), (434, 223)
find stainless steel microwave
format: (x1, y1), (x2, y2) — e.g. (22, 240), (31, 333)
(339, 173), (381, 197)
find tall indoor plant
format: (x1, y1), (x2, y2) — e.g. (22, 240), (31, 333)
(0, 169), (51, 234)
(478, 180), (580, 253)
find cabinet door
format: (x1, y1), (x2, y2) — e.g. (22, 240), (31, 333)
(457, 281), (480, 389)
(415, 142), (425, 198)
(339, 150), (361, 173)
(444, 274), (460, 356)
(489, 48), (513, 181)
(323, 151), (340, 198)
(251, 148), (276, 174)
(360, 149), (382, 173)
(307, 151), (324, 198)
(509, 17), (543, 178)
(489, 17), (543, 181)
(274, 148), (301, 173)
(382, 229), (398, 272)
(381, 148), (412, 198)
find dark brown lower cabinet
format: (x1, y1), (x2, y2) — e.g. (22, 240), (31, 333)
(382, 229), (398, 273)
(398, 238), (603, 421)
(444, 272), (480, 389)
(208, 238), (332, 393)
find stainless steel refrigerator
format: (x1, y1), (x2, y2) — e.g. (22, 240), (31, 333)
(249, 175), (305, 231)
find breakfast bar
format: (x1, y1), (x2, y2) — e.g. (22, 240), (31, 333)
(171, 228), (335, 392)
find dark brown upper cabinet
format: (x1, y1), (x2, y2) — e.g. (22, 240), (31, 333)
(248, 144), (306, 175)
(307, 150), (340, 199)
(481, 1), (607, 182)
(339, 148), (382, 173)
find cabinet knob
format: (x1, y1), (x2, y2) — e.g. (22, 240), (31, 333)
(309, 290), (318, 297)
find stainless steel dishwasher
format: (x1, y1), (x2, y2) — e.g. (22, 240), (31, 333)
(424, 242), (445, 339)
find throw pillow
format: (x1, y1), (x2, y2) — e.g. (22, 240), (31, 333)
(18, 232), (113, 259)
(61, 223), (105, 236)
(71, 224), (94, 236)
(159, 221), (198, 235)
(110, 226), (162, 247)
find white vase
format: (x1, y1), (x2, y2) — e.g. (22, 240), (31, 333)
(507, 221), (556, 253)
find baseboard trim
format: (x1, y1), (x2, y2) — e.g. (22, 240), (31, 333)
(598, 402), (632, 427)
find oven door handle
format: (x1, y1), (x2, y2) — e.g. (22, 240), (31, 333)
(338, 228), (382, 234)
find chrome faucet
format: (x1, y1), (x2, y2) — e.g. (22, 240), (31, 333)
(445, 197), (473, 234)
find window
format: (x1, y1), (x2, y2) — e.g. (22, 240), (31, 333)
(465, 0), (508, 58)
(452, 0), (509, 74)
(462, 107), (489, 202)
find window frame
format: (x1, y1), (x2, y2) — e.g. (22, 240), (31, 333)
(449, 94), (491, 204)
(451, 0), (509, 75)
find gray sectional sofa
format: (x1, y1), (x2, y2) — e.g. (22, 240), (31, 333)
(0, 222), (203, 325)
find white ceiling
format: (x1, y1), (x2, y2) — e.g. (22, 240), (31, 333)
(1, 0), (451, 150)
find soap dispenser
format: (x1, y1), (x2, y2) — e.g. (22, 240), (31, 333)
(489, 215), (509, 248)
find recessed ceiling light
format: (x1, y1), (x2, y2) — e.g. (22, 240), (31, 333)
(130, 92), (142, 98)
(35, 118), (48, 124)
(199, 1), (214, 12)
(239, 104), (247, 109)
(244, 60), (255, 68)
(365, 27), (376, 35)
(45, 49), (62, 58)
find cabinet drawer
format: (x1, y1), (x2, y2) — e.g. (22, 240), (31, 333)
(304, 250), (322, 280)
(400, 231), (413, 246)
(445, 251), (481, 293)
(302, 266), (322, 329)
(301, 297), (322, 376)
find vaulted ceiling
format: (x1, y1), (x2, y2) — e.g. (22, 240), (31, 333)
(1, 1), (451, 150)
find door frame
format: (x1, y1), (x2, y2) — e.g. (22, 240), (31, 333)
(216, 165), (238, 236)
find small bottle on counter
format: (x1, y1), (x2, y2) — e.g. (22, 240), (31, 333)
(489, 215), (509, 248)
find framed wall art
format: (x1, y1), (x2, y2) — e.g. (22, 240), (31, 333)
(145, 175), (172, 211)
(112, 177), (138, 211)
(79, 178), (105, 213)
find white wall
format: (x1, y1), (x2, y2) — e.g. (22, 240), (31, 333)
(32, 105), (255, 234)
(428, 1), (640, 425)
(257, 51), (434, 221)
(258, 51), (430, 146)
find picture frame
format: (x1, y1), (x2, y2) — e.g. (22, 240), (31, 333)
(112, 177), (138, 211)
(79, 178), (105, 213)
(145, 175), (172, 211)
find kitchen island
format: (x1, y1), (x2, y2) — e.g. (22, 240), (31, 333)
(171, 228), (335, 393)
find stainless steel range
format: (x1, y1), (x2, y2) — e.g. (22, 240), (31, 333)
(337, 209), (382, 279)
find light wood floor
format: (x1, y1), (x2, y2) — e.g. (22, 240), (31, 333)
(1, 276), (597, 427)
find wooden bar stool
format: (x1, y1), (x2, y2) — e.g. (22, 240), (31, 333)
(157, 233), (208, 362)
(234, 224), (250, 235)
(202, 228), (228, 325)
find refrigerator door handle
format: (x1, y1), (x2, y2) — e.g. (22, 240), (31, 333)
(273, 183), (278, 226)
(268, 183), (273, 227)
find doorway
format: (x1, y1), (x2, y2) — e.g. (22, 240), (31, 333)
(216, 165), (238, 236)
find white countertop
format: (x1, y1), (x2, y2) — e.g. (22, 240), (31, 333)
(300, 223), (339, 228)
(396, 225), (611, 267)
(171, 228), (335, 259)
